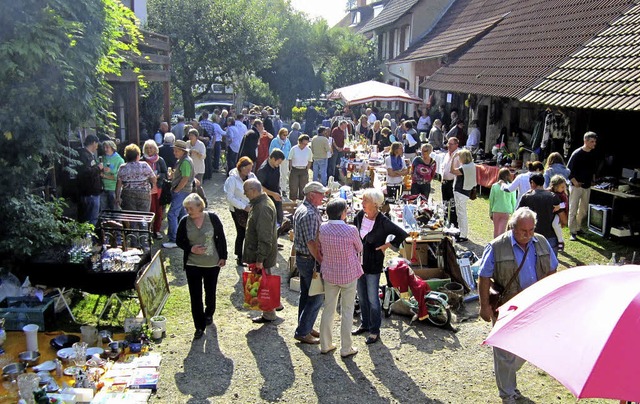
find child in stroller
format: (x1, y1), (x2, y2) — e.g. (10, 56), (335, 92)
(382, 258), (451, 327)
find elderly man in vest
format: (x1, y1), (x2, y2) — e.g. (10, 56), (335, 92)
(478, 207), (558, 404)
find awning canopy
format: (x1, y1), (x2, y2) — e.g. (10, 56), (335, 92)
(327, 80), (423, 105)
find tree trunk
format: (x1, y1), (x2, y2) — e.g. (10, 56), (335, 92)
(181, 86), (196, 120)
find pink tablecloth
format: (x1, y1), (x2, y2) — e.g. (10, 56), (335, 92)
(475, 164), (501, 188)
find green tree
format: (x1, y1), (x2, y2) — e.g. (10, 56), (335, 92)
(234, 74), (278, 108)
(146, 0), (281, 119)
(322, 27), (382, 89)
(258, 9), (323, 119)
(0, 0), (141, 262)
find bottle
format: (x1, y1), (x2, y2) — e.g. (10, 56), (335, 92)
(55, 359), (63, 378)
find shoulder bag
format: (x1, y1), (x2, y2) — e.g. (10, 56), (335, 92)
(308, 262), (324, 296)
(489, 246), (529, 314)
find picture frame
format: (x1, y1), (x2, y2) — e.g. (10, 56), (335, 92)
(135, 250), (170, 320)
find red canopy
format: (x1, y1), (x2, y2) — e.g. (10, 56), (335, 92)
(327, 80), (423, 106)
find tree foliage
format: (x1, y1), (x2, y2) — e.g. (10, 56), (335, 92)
(234, 74), (279, 108)
(146, 0), (281, 119)
(258, 8), (323, 119)
(320, 27), (382, 89)
(257, 13), (381, 118)
(0, 0), (141, 263)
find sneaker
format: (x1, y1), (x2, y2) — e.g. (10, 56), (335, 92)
(569, 234), (578, 241)
(154, 232), (164, 240)
(501, 397), (517, 404)
(193, 329), (204, 340)
(163, 242), (178, 249)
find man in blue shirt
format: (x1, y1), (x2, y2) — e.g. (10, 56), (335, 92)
(478, 207), (558, 404)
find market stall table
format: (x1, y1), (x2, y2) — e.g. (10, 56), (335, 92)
(0, 331), (155, 401)
(25, 251), (151, 323)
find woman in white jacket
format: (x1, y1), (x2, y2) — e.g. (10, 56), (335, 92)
(223, 156), (256, 266)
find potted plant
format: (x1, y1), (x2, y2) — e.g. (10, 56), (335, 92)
(126, 324), (150, 353)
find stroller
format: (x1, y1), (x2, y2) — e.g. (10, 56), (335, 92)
(382, 258), (452, 328)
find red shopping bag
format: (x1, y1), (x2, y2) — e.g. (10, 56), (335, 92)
(242, 270), (262, 310)
(258, 273), (281, 311)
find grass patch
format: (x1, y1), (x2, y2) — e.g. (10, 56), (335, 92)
(465, 187), (637, 269)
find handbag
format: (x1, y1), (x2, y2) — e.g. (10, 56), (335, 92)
(469, 187), (478, 200)
(159, 180), (172, 206)
(235, 208), (249, 228)
(308, 270), (324, 296)
(489, 246), (529, 313)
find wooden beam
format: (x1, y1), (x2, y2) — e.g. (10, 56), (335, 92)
(140, 70), (170, 82)
(128, 53), (171, 65)
(141, 36), (170, 52)
(106, 70), (138, 82)
(106, 69), (170, 83)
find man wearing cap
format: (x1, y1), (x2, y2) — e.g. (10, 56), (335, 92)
(77, 134), (103, 225)
(163, 140), (194, 249)
(292, 181), (327, 344)
(243, 178), (279, 323)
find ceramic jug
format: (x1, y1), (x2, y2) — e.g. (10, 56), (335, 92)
(80, 325), (98, 346)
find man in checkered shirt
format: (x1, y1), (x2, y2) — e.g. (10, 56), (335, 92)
(292, 181), (327, 344)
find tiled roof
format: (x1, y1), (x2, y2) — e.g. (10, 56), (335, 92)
(418, 0), (636, 99)
(521, 2), (640, 110)
(360, 0), (420, 33)
(391, 13), (506, 63)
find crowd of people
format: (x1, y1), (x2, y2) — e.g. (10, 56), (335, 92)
(74, 103), (600, 403)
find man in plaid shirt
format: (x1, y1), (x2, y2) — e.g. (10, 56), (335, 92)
(292, 181), (327, 344)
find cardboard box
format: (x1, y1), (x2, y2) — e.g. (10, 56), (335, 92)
(282, 201), (297, 215)
(413, 267), (445, 280)
(401, 240), (434, 266)
(412, 267), (450, 291)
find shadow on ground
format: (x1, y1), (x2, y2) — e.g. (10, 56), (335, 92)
(174, 324), (234, 402)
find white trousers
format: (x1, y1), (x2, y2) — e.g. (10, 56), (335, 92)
(280, 163), (290, 196)
(454, 191), (469, 238)
(320, 279), (357, 356)
(568, 186), (590, 234)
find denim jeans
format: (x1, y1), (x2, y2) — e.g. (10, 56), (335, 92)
(80, 195), (101, 226)
(226, 148), (238, 174)
(167, 191), (189, 242)
(294, 256), (324, 338)
(312, 158), (328, 186)
(101, 190), (117, 212)
(327, 151), (344, 180)
(357, 273), (382, 334)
